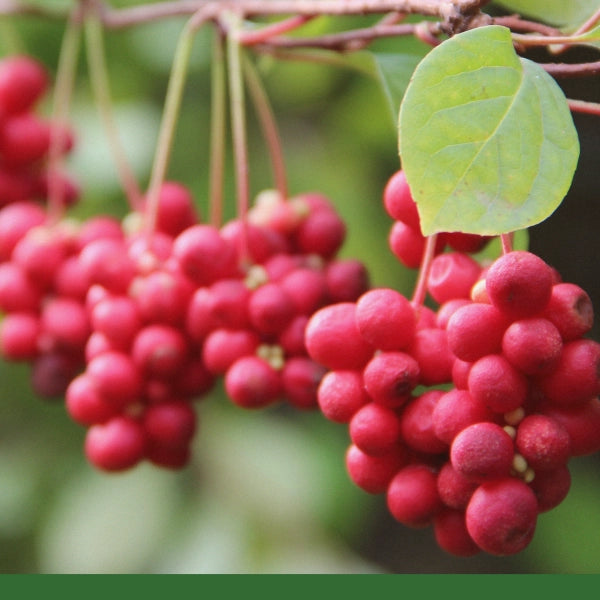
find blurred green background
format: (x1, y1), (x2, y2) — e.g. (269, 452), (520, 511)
(1, 0), (599, 574)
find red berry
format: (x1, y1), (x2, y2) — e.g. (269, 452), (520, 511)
(281, 357), (326, 410)
(427, 252), (482, 305)
(542, 282), (594, 341)
(345, 443), (407, 494)
(515, 414), (571, 472)
(349, 402), (403, 456)
(224, 355), (282, 409)
(450, 422), (514, 481)
(0, 311), (40, 360)
(387, 464), (442, 528)
(0, 55), (48, 114)
(305, 302), (374, 370)
(433, 508), (480, 557)
(468, 354), (529, 413)
(317, 369), (369, 423)
(142, 400), (197, 447)
(382, 169), (420, 230)
(131, 324), (188, 379)
(399, 390), (447, 454)
(485, 251), (554, 319)
(465, 478), (538, 556)
(362, 351), (420, 408)
(436, 461), (479, 510)
(355, 288), (416, 351)
(65, 373), (118, 425)
(528, 464), (571, 512)
(85, 415), (146, 472)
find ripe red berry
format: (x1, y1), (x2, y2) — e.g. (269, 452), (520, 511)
(281, 356), (327, 410)
(349, 402), (403, 456)
(362, 351), (420, 408)
(501, 317), (563, 376)
(485, 251), (554, 319)
(450, 422), (514, 481)
(142, 400), (197, 448)
(468, 353), (529, 413)
(0, 55), (48, 114)
(541, 282), (594, 341)
(528, 464), (571, 512)
(515, 414), (571, 472)
(387, 464), (442, 528)
(86, 351), (142, 408)
(131, 324), (188, 379)
(355, 288), (416, 351)
(224, 355), (282, 409)
(65, 373), (118, 426)
(0, 311), (40, 360)
(317, 369), (370, 423)
(84, 415), (146, 472)
(305, 302), (374, 370)
(382, 169), (420, 230)
(427, 252), (482, 305)
(345, 443), (407, 494)
(399, 390), (447, 455)
(433, 508), (481, 557)
(436, 461), (479, 510)
(465, 478), (538, 556)
(388, 220), (426, 269)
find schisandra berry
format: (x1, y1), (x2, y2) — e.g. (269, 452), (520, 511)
(355, 288), (416, 351)
(399, 390), (447, 455)
(349, 402), (403, 456)
(427, 252), (482, 304)
(317, 370), (369, 423)
(450, 422), (514, 481)
(386, 464), (442, 528)
(433, 508), (481, 557)
(362, 351), (420, 408)
(485, 250), (555, 319)
(465, 478), (538, 556)
(345, 443), (408, 494)
(515, 414), (571, 472)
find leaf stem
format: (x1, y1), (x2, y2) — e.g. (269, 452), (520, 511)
(242, 52), (288, 200)
(225, 10), (251, 263)
(208, 26), (226, 227)
(84, 3), (143, 211)
(411, 233), (438, 307)
(46, 5), (82, 224)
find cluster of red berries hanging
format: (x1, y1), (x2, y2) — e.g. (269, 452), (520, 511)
(0, 55), (78, 209)
(0, 57), (371, 473)
(305, 168), (600, 557)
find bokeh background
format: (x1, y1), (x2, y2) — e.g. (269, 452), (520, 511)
(1, 0), (599, 574)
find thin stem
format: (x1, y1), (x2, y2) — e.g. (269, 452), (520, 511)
(239, 14), (315, 45)
(143, 13), (202, 235)
(550, 7), (600, 55)
(209, 27), (226, 228)
(568, 99), (600, 116)
(84, 4), (143, 211)
(242, 52), (288, 200)
(225, 10), (251, 263)
(46, 6), (82, 224)
(542, 60), (600, 78)
(411, 233), (439, 307)
(500, 233), (513, 254)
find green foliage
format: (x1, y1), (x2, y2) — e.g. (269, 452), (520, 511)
(493, 0), (600, 28)
(398, 25), (579, 236)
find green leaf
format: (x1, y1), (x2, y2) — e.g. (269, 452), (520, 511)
(492, 0), (600, 29)
(372, 52), (424, 126)
(398, 25), (579, 236)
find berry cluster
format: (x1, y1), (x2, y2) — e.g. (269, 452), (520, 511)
(0, 55), (78, 209)
(305, 169), (600, 557)
(0, 160), (370, 470)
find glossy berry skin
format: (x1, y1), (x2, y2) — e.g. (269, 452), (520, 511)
(355, 288), (416, 351)
(387, 464), (442, 528)
(0, 55), (48, 114)
(349, 402), (403, 456)
(224, 355), (282, 409)
(305, 302), (374, 370)
(427, 252), (482, 305)
(84, 416), (147, 472)
(362, 351), (420, 408)
(382, 169), (420, 230)
(317, 370), (369, 423)
(399, 390), (447, 455)
(433, 508), (481, 557)
(541, 283), (594, 341)
(465, 478), (538, 556)
(345, 444), (407, 494)
(485, 251), (554, 319)
(446, 303), (508, 363)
